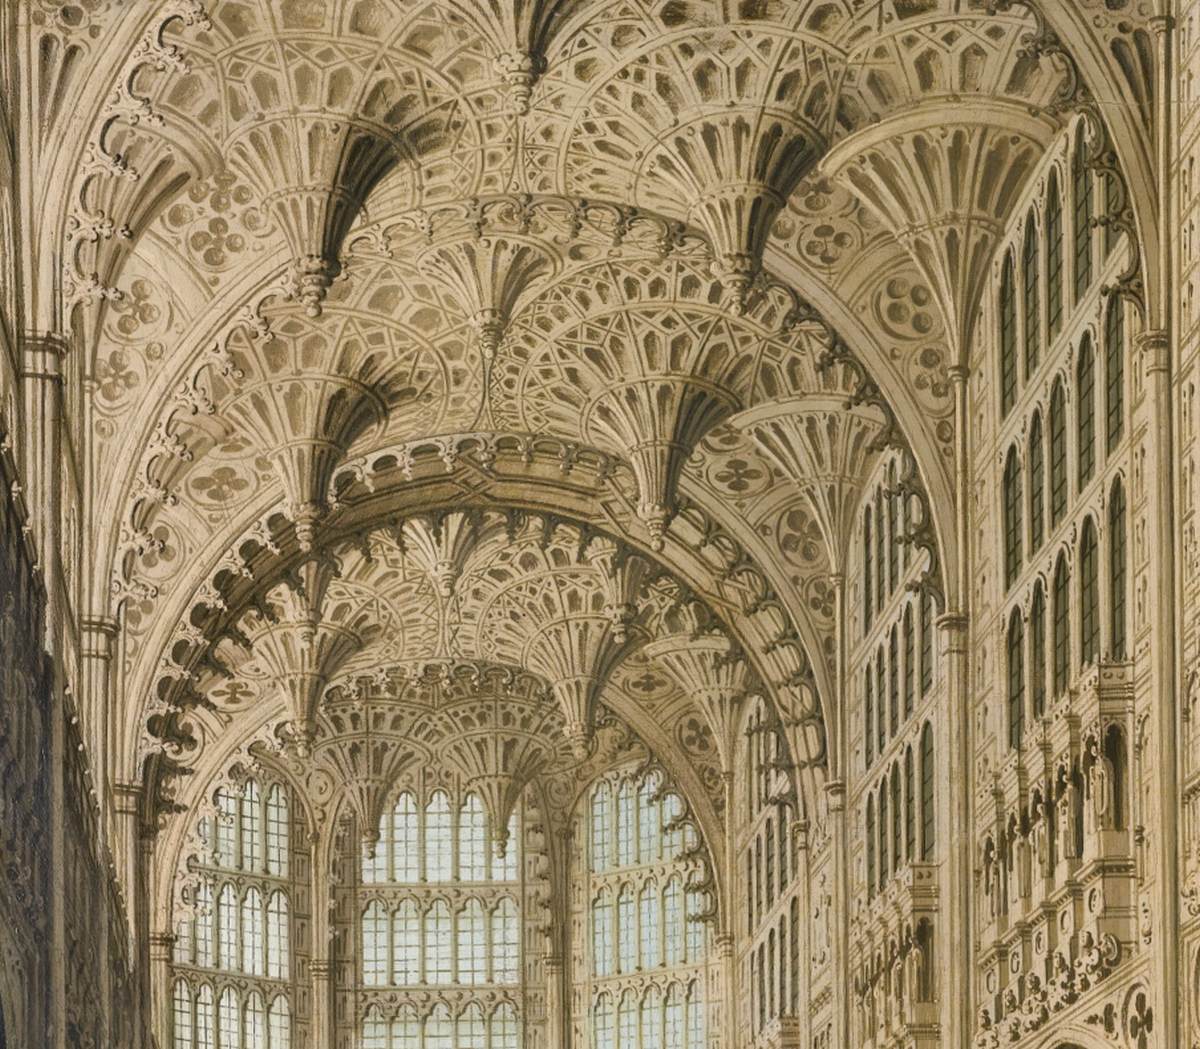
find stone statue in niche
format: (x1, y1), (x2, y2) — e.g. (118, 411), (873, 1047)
(1088, 738), (1116, 834)
(1031, 799), (1049, 875)
(1058, 780), (1081, 860)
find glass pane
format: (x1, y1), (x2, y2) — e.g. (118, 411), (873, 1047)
(241, 887), (264, 976)
(265, 786), (288, 878)
(267, 996), (289, 1049)
(424, 901), (452, 984)
(458, 900), (487, 984)
(459, 794), (488, 881)
(266, 891), (289, 981)
(492, 898), (519, 983)
(219, 988), (240, 1049)
(394, 900), (421, 985)
(240, 781), (261, 873)
(362, 901), (388, 986)
(639, 884), (660, 969)
(394, 793), (419, 882)
(244, 993), (265, 1049)
(173, 981), (192, 1049)
(425, 792), (452, 882)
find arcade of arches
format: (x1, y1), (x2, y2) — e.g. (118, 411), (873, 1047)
(0, 2), (1197, 1048)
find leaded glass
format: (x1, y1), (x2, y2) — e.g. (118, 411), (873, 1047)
(459, 794), (488, 881)
(244, 992), (265, 1049)
(425, 901), (452, 984)
(266, 891), (288, 981)
(241, 887), (264, 976)
(424, 792), (452, 882)
(393, 900), (420, 985)
(173, 981), (192, 1049)
(1000, 252), (1017, 415)
(493, 897), (519, 983)
(457, 1003), (485, 1049)
(265, 786), (288, 878)
(1081, 516), (1100, 666)
(640, 883), (660, 969)
(1047, 170), (1064, 336)
(1023, 214), (1040, 376)
(219, 988), (240, 1049)
(240, 781), (261, 873)
(458, 899), (487, 984)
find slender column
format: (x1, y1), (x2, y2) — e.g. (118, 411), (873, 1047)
(148, 932), (176, 1049)
(544, 954), (565, 1049)
(22, 329), (66, 1048)
(19, 330), (65, 636)
(937, 613), (971, 1047)
(1141, 328), (1179, 1045)
(311, 826), (336, 1049)
(941, 359), (973, 1048)
(719, 770), (738, 1049)
(793, 819), (811, 1047)
(80, 615), (117, 835)
(824, 779), (848, 1049)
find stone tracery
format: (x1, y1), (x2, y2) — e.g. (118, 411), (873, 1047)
(0, 1), (1186, 1048)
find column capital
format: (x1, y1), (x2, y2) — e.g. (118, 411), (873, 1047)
(947, 364), (970, 384)
(824, 779), (845, 810)
(1134, 329), (1170, 375)
(936, 612), (969, 635)
(20, 329), (69, 378)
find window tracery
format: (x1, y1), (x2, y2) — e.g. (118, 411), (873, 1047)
(581, 765), (711, 1049)
(171, 775), (298, 1049)
(356, 786), (525, 1047)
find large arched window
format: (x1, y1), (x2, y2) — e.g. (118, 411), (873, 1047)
(1022, 214), (1041, 376)
(888, 626), (899, 736)
(864, 668), (874, 770)
(863, 508), (873, 634)
(1046, 169), (1064, 337)
(1028, 412), (1045, 553)
(1003, 447), (1023, 588)
(1073, 126), (1094, 302)
(1106, 296), (1125, 452)
(886, 464), (900, 593)
(866, 796), (876, 897)
(1050, 380), (1068, 527)
(1000, 251), (1018, 416)
(903, 604), (915, 719)
(1080, 517), (1100, 666)
(1031, 583), (1047, 719)
(920, 722), (935, 861)
(878, 778), (889, 889)
(584, 767), (710, 1049)
(1110, 478), (1128, 659)
(358, 787), (525, 1047)
(1007, 610), (1025, 749)
(904, 747), (916, 861)
(1077, 336), (1096, 489)
(1053, 555), (1071, 695)
(172, 776), (296, 1049)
